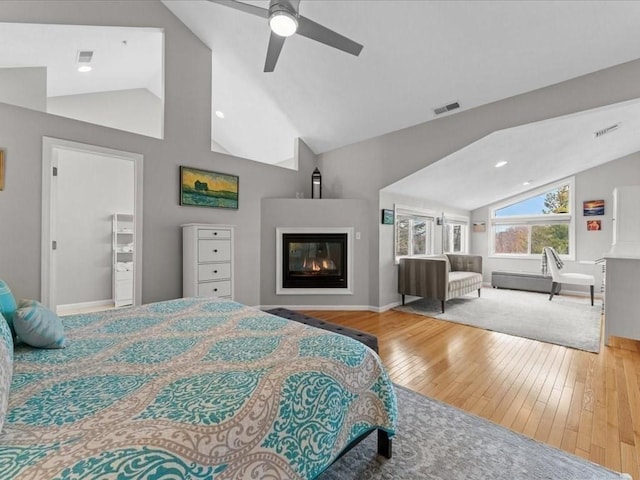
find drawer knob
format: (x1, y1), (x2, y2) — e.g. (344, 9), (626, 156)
(213, 249), (218, 253)
(214, 288), (218, 292)
(214, 232), (218, 236)
(214, 270), (218, 274)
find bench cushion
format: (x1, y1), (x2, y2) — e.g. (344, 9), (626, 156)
(265, 308), (379, 353)
(448, 271), (483, 299)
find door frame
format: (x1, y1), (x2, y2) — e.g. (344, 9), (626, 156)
(41, 137), (144, 309)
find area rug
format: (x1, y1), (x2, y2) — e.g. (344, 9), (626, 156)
(394, 288), (602, 353)
(320, 385), (628, 480)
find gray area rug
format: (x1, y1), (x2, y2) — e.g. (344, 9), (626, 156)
(321, 385), (628, 480)
(394, 288), (602, 353)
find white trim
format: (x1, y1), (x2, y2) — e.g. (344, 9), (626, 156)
(56, 299), (113, 315)
(393, 203), (437, 261)
(276, 227), (354, 295)
(41, 137), (143, 309)
(260, 304), (394, 312)
(442, 214), (470, 254)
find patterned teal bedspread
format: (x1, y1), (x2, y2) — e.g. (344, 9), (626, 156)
(0, 298), (397, 479)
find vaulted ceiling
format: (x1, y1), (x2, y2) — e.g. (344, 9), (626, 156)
(163, 0), (640, 208)
(3, 1), (640, 210)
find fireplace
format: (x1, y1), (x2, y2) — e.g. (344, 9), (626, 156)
(282, 233), (347, 289)
(276, 227), (354, 295)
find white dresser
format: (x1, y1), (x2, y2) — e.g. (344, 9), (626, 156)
(182, 224), (234, 300)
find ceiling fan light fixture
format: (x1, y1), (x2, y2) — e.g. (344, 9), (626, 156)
(269, 10), (298, 37)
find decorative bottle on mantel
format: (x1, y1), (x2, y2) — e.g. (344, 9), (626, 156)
(312, 168), (322, 199)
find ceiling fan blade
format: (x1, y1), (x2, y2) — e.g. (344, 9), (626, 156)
(296, 15), (363, 57)
(205, 0), (269, 18)
(264, 31), (286, 72)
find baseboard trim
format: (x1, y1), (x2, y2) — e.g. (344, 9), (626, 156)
(56, 299), (113, 315)
(260, 304), (378, 312)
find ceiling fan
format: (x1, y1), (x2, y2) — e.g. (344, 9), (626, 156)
(207, 0), (364, 72)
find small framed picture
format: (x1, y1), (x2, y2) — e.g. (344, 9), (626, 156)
(583, 200), (604, 216)
(587, 219), (601, 231)
(381, 209), (394, 225)
(180, 166), (239, 209)
(472, 222), (486, 233)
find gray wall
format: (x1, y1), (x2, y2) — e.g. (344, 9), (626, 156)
(319, 57), (640, 308)
(48, 88), (163, 139)
(0, 1), (312, 307)
(260, 198), (370, 308)
(0, 67), (47, 111)
(470, 153), (640, 292)
(56, 149), (134, 305)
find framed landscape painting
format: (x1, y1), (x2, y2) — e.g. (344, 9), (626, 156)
(180, 166), (239, 209)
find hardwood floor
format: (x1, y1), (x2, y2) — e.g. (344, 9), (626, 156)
(303, 308), (640, 478)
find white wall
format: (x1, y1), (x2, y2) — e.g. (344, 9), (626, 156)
(48, 88), (163, 139)
(0, 0), (312, 307)
(56, 149), (134, 305)
(0, 66), (47, 111)
(470, 153), (640, 293)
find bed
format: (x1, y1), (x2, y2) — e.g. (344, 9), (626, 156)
(0, 297), (397, 479)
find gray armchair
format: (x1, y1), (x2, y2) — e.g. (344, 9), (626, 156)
(398, 254), (483, 313)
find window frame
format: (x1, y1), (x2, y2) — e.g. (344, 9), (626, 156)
(394, 204), (437, 263)
(488, 177), (575, 260)
(443, 214), (470, 254)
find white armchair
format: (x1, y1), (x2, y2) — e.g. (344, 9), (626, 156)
(543, 247), (595, 306)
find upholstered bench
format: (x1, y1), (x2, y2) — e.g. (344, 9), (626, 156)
(265, 307), (379, 353)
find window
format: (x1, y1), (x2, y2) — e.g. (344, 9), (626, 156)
(490, 179), (574, 258)
(394, 206), (435, 259)
(443, 217), (469, 254)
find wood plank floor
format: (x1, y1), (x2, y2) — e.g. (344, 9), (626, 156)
(303, 308), (640, 478)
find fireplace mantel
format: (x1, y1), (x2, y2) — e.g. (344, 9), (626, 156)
(276, 227), (354, 295)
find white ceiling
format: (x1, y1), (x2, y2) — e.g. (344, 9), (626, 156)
(3, 2), (640, 210)
(384, 98), (640, 210)
(0, 23), (163, 98)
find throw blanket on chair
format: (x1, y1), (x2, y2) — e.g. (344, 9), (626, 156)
(541, 247), (564, 275)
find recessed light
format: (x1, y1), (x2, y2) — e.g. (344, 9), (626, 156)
(215, 110), (225, 119)
(495, 161), (508, 168)
(77, 65), (92, 73)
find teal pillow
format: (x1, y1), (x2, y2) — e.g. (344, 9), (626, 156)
(0, 280), (17, 337)
(14, 300), (67, 349)
(0, 312), (13, 434)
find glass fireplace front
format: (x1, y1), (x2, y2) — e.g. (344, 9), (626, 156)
(282, 233), (347, 289)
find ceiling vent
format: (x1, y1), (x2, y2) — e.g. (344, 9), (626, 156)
(77, 50), (94, 64)
(433, 101), (460, 116)
(594, 123), (621, 138)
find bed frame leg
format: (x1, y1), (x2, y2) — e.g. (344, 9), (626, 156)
(377, 430), (392, 458)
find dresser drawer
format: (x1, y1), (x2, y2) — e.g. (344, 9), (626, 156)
(198, 228), (231, 239)
(198, 263), (231, 282)
(197, 280), (232, 298)
(198, 239), (231, 262)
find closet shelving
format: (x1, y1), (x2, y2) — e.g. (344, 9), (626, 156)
(113, 213), (134, 307)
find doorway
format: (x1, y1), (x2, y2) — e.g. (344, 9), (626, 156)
(41, 137), (143, 313)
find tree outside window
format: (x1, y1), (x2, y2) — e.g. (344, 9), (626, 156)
(491, 182), (572, 257)
(395, 213), (433, 258)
